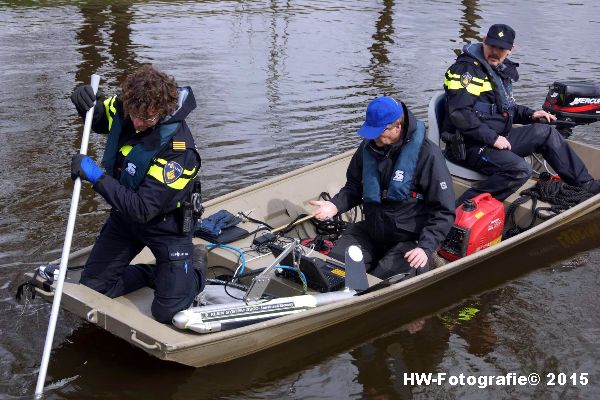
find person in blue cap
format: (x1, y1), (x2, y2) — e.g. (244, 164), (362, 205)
(310, 97), (455, 279)
(444, 24), (600, 204)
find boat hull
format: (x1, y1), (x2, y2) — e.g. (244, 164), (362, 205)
(28, 141), (600, 367)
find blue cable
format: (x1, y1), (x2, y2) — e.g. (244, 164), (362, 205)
(276, 265), (308, 293)
(205, 243), (246, 277)
(205, 244), (307, 292)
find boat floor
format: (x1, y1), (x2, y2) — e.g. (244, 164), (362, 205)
(60, 173), (551, 308)
(34, 180), (549, 324)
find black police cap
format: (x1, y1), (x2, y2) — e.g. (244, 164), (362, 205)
(485, 24), (515, 49)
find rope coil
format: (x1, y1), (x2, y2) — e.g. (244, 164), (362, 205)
(504, 178), (594, 238)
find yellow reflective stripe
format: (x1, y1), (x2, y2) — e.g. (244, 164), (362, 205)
(147, 166), (193, 189)
(464, 82), (492, 96)
(148, 164), (166, 184)
(168, 178), (190, 190)
(185, 166), (198, 177)
(120, 145), (133, 156)
(147, 161), (198, 190)
(480, 81), (493, 92)
(187, 166), (199, 178)
(444, 79), (493, 96)
(444, 69), (463, 90)
(471, 76), (486, 84)
(444, 78), (463, 90)
(103, 96), (117, 131)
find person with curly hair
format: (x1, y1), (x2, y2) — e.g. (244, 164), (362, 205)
(70, 65), (205, 323)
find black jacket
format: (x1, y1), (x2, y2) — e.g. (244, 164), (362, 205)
(443, 43), (535, 146)
(330, 104), (455, 256)
(88, 88), (201, 224)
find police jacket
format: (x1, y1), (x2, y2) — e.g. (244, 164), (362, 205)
(85, 87), (201, 224)
(443, 43), (535, 146)
(330, 104), (455, 256)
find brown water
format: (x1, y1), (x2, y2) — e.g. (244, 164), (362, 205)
(1, 1), (599, 399)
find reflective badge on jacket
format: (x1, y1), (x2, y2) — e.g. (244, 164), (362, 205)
(461, 72), (472, 88)
(125, 162), (137, 176)
(163, 161), (183, 184)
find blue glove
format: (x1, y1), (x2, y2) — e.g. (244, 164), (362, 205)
(71, 154), (104, 184)
(196, 210), (241, 237)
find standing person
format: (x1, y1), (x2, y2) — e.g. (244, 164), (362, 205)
(310, 96), (455, 279)
(70, 65), (204, 323)
(443, 23), (600, 204)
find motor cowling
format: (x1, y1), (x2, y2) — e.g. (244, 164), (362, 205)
(543, 81), (600, 124)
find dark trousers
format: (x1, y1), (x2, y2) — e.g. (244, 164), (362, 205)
(457, 123), (593, 204)
(329, 221), (428, 280)
(80, 211), (202, 323)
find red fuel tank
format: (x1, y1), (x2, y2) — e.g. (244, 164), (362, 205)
(438, 193), (505, 261)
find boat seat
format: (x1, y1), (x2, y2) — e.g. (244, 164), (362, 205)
(427, 91), (486, 180)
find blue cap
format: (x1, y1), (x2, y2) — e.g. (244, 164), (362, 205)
(358, 96), (403, 139)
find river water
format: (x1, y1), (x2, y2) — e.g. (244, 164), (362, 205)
(1, 0), (599, 399)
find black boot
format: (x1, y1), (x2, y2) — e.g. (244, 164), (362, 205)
(582, 179), (600, 195)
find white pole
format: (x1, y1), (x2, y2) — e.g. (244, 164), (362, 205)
(34, 74), (101, 399)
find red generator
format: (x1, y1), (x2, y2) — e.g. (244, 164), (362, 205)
(438, 193), (505, 261)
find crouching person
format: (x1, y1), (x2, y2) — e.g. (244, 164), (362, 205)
(310, 97), (455, 279)
(70, 65), (205, 323)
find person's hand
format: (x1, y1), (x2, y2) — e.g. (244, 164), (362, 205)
(71, 154), (104, 184)
(493, 135), (511, 150)
(404, 247), (428, 268)
(71, 85), (97, 114)
(308, 200), (338, 221)
(531, 110), (557, 123)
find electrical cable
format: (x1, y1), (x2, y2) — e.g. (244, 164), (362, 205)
(237, 211), (274, 230)
(206, 243), (246, 278)
(206, 278), (249, 292)
(276, 265), (308, 294)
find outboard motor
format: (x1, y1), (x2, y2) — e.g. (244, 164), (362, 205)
(543, 81), (600, 137)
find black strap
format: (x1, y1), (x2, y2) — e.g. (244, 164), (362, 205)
(238, 211), (274, 230)
(15, 269), (50, 301)
(308, 192), (353, 242)
(15, 265), (84, 301)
